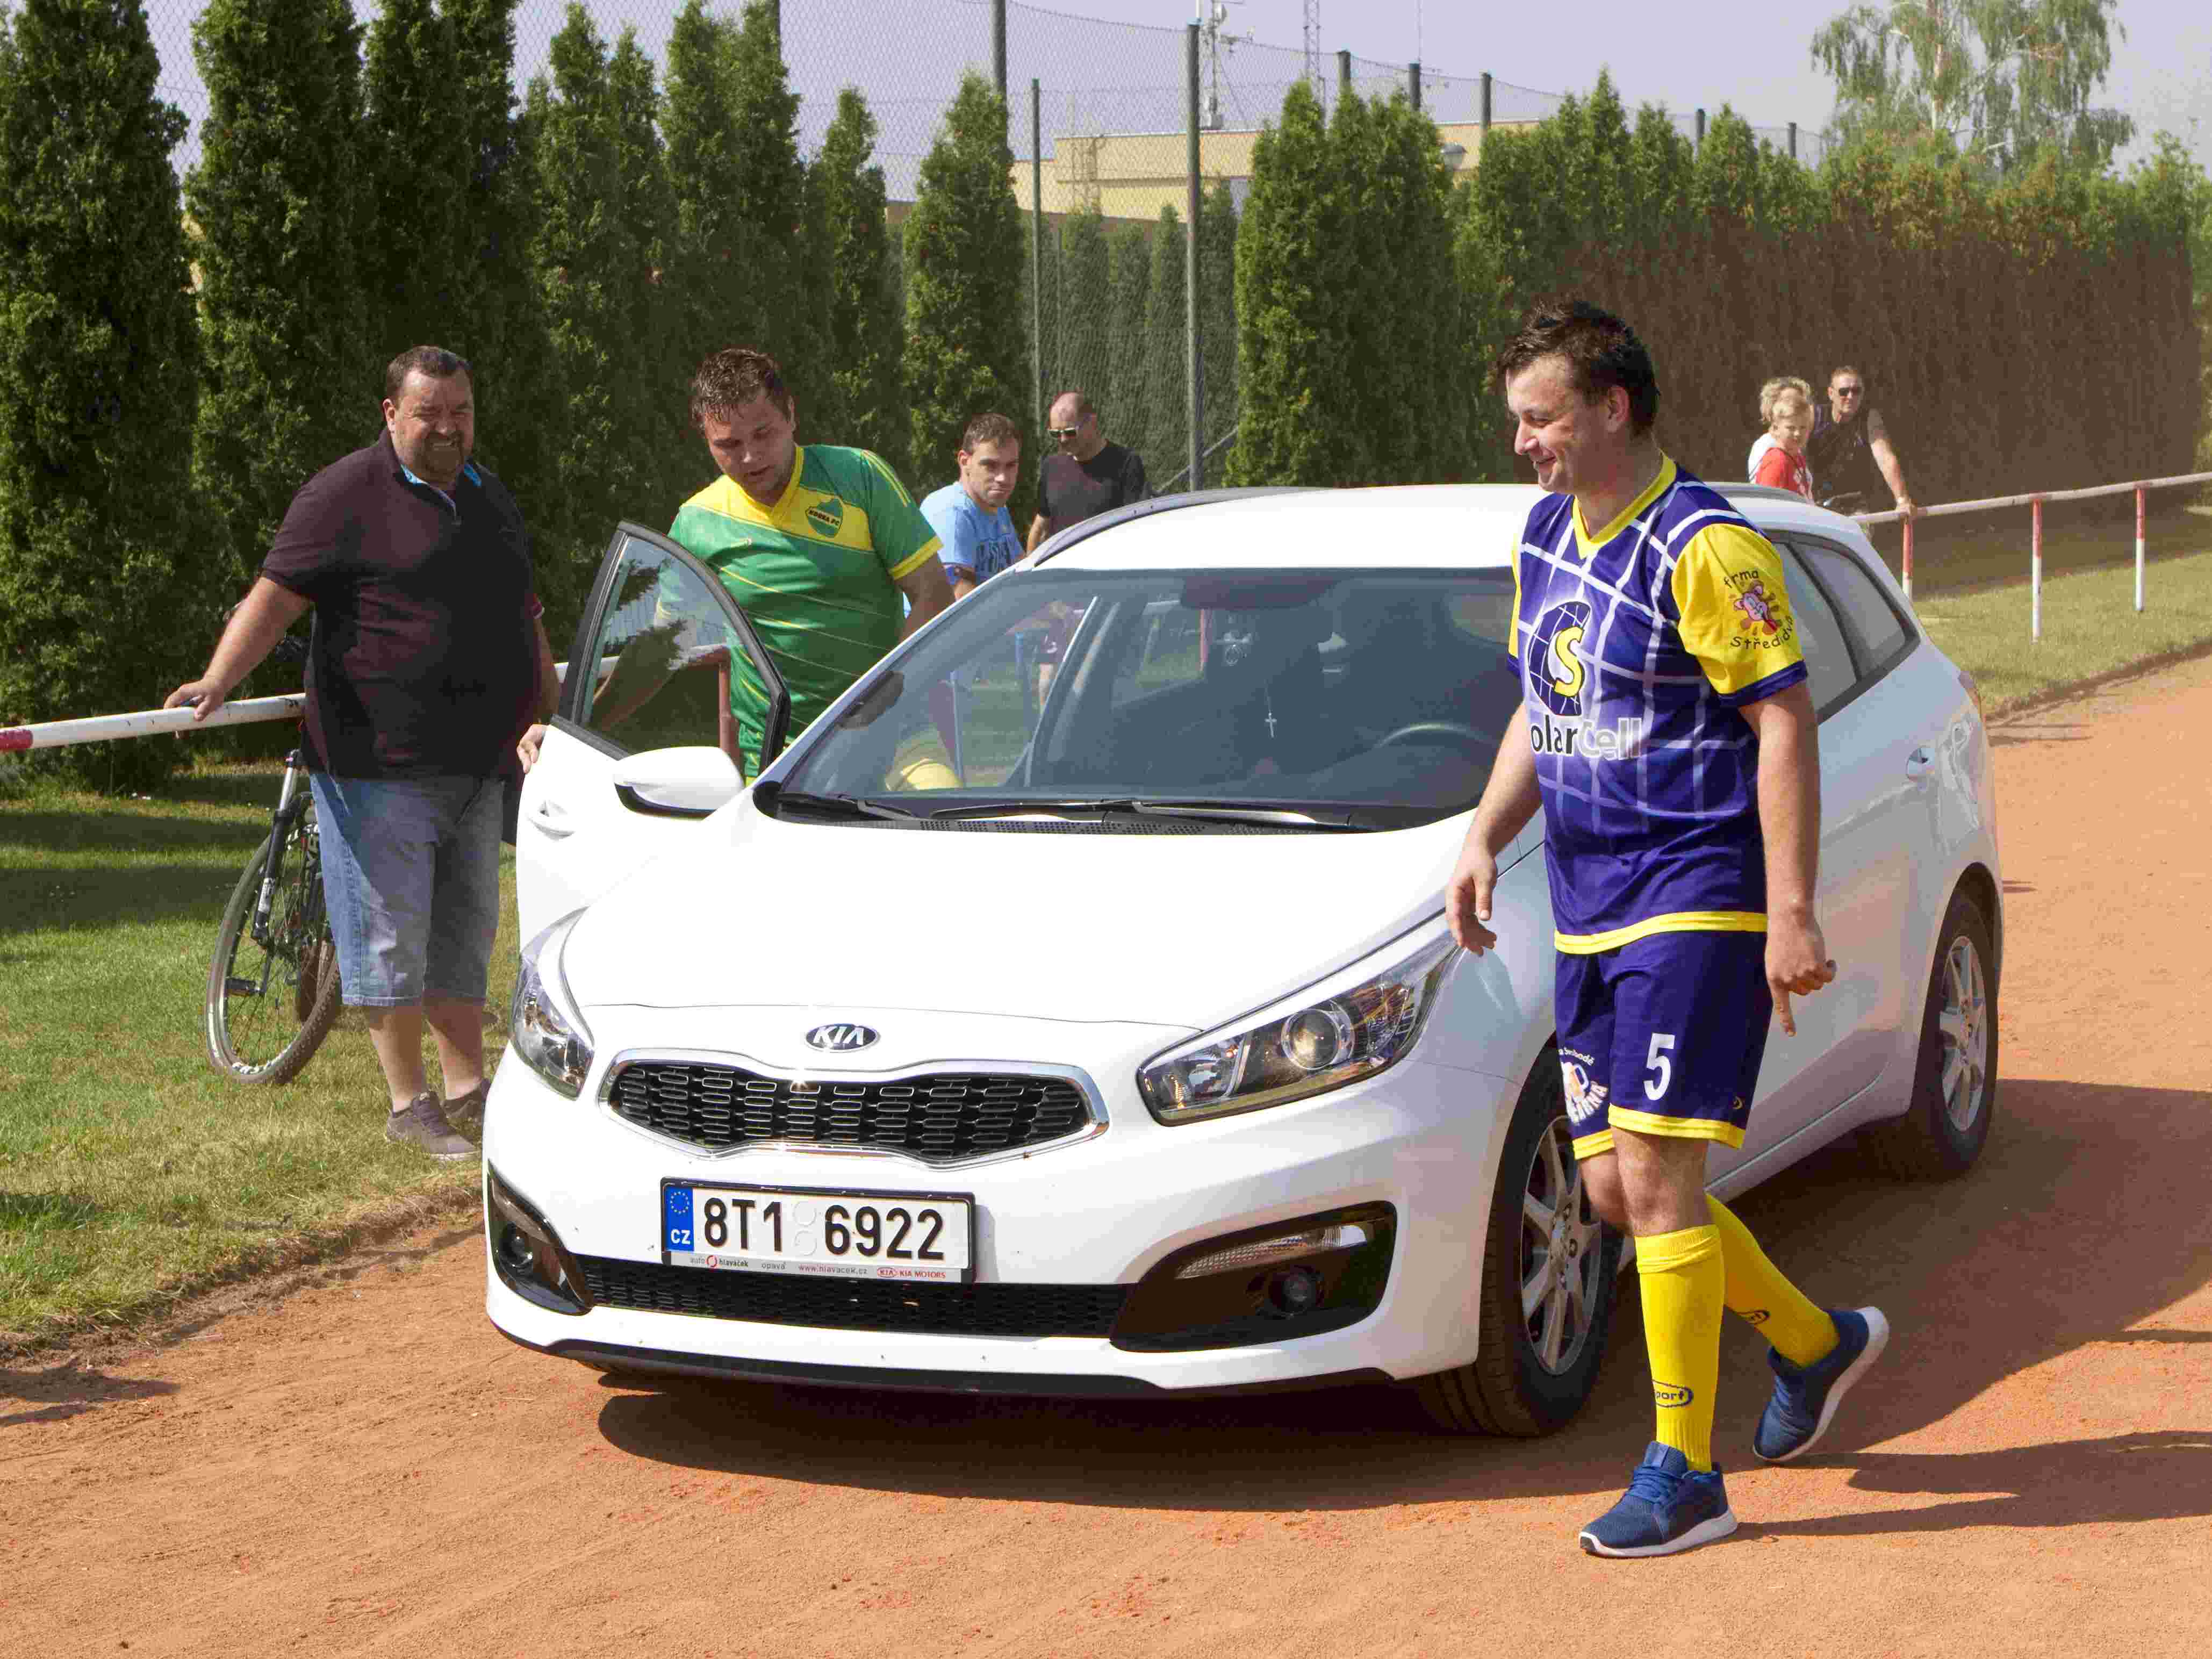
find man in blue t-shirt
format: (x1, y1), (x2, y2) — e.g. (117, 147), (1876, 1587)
(921, 412), (1025, 598)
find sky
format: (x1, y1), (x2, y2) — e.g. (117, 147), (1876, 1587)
(137, 0), (2211, 179)
(1089, 0), (2210, 168)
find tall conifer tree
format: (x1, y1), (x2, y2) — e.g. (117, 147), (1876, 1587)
(809, 88), (907, 473)
(663, 0), (746, 400)
(525, 3), (644, 619)
(1105, 221), (1152, 464)
(362, 0), (468, 356)
(904, 73), (1029, 502)
(0, 0), (200, 785)
(444, 0), (542, 501)
(607, 27), (684, 507)
(724, 1), (822, 417)
(1197, 178), (1238, 463)
(188, 0), (370, 594)
(1229, 82), (1364, 486)
(1143, 206), (1187, 489)
(1054, 208), (1111, 407)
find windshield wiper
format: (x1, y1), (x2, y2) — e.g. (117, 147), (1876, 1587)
(924, 798), (1368, 830)
(755, 785), (919, 822)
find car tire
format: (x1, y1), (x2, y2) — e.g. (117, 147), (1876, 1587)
(1864, 889), (1999, 1180)
(1409, 1056), (1621, 1435)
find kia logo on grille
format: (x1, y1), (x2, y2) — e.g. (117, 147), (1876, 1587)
(805, 1022), (880, 1052)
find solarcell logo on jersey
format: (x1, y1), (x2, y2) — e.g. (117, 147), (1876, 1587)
(1524, 597), (1649, 761)
(1526, 599), (1593, 716)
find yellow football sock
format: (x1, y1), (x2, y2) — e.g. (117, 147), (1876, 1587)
(1707, 1196), (1840, 1368)
(1635, 1222), (1724, 1472)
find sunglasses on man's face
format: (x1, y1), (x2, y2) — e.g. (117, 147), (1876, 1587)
(1050, 426), (1083, 439)
(1833, 385), (1864, 397)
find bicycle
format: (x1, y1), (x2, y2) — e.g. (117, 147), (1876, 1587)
(202, 644), (342, 1085)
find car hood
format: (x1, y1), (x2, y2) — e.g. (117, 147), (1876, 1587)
(559, 800), (1520, 1030)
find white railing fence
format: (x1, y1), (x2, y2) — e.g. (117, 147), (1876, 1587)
(1858, 470), (2212, 635)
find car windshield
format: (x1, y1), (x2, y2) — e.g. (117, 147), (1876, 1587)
(772, 566), (1522, 829)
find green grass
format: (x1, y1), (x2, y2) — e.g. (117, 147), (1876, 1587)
(1912, 542), (2212, 713)
(0, 763), (516, 1349)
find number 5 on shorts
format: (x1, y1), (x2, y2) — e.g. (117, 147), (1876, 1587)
(1644, 1032), (1676, 1101)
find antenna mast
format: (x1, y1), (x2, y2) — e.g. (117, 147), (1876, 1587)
(1303, 0), (1323, 105)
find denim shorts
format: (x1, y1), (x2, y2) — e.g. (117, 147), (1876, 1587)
(311, 772), (504, 1007)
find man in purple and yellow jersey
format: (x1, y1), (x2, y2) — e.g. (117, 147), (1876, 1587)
(1445, 299), (1889, 1559)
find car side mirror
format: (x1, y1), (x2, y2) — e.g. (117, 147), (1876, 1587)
(612, 746), (742, 818)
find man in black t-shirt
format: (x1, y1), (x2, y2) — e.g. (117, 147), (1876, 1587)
(1024, 390), (1146, 694)
(1806, 365), (1916, 518)
(1025, 389), (1148, 554)
(168, 347), (557, 1160)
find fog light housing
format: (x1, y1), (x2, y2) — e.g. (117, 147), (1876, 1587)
(1269, 1266), (1323, 1314)
(1112, 1203), (1395, 1353)
(498, 1223), (535, 1273)
(485, 1165), (592, 1316)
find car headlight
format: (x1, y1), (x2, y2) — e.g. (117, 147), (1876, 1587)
(509, 911), (594, 1097)
(1138, 927), (1458, 1125)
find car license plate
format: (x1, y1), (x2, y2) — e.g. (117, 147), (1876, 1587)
(660, 1181), (974, 1284)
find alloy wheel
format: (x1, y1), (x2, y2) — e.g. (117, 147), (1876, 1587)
(1518, 1116), (1604, 1375)
(1937, 935), (1990, 1134)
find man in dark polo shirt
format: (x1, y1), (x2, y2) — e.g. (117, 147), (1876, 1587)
(1023, 387), (1147, 553)
(168, 347), (556, 1159)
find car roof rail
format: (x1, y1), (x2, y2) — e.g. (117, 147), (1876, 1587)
(1028, 486), (1318, 566)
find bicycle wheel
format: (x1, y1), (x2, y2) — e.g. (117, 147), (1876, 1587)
(204, 803), (343, 1084)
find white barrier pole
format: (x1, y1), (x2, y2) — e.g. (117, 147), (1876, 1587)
(1, 692), (303, 753)
(2031, 497), (2043, 643)
(2135, 484), (2146, 614)
(2, 658), (600, 756)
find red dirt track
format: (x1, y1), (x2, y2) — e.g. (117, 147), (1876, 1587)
(6, 659), (2212, 1657)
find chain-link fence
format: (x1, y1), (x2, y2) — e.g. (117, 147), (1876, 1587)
(137, 0), (1839, 497)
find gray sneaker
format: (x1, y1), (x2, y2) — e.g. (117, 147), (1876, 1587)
(443, 1081), (489, 1144)
(386, 1092), (475, 1160)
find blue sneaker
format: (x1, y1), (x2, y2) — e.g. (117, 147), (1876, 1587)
(1577, 1443), (1738, 1558)
(1754, 1305), (1890, 1464)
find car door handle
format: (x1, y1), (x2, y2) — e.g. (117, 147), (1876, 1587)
(526, 798), (576, 839)
(1904, 746), (1935, 781)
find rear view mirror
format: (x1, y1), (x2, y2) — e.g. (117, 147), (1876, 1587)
(612, 746), (741, 818)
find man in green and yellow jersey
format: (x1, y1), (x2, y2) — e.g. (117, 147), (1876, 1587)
(669, 346), (953, 772)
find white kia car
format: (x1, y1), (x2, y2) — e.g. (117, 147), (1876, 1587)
(487, 484), (2000, 1433)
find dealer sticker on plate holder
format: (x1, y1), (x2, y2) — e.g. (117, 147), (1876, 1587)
(661, 1181), (975, 1284)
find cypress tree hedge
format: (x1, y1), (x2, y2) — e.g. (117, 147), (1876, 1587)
(903, 73), (1030, 506)
(809, 89), (907, 475)
(0, 0), (202, 788)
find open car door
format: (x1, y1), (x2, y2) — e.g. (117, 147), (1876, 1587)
(515, 522), (788, 942)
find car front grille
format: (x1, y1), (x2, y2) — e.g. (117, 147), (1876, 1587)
(605, 1061), (1096, 1162)
(579, 1256), (1128, 1338)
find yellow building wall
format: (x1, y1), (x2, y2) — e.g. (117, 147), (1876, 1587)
(1006, 120), (1535, 220)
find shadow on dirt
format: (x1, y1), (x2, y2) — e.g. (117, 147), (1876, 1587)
(0, 1359), (180, 1427)
(591, 1075), (2212, 1529)
(1744, 1432), (2212, 1536)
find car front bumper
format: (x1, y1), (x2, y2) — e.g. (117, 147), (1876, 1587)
(480, 1005), (1518, 1396)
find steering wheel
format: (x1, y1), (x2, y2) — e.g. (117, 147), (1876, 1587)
(1376, 721), (1493, 756)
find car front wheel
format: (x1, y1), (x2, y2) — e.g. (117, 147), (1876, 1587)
(1865, 888), (1999, 1179)
(1409, 1056), (1621, 1435)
